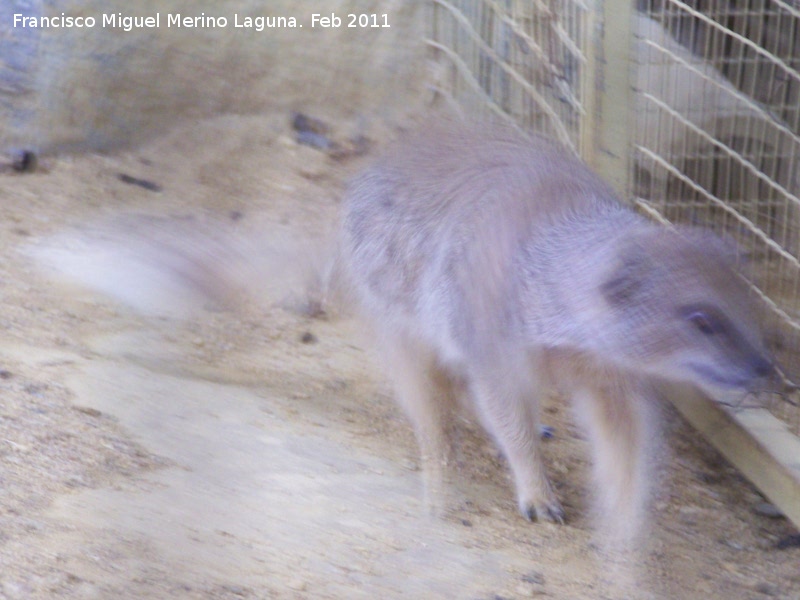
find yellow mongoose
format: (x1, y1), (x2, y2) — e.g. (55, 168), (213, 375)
(340, 123), (775, 538)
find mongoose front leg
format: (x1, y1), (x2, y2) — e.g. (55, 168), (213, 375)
(470, 360), (565, 524)
(572, 370), (658, 543)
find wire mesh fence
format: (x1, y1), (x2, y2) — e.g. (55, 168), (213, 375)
(427, 0), (800, 434)
(426, 0), (593, 155)
(634, 1), (800, 432)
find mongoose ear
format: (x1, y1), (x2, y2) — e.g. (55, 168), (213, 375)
(600, 257), (648, 308)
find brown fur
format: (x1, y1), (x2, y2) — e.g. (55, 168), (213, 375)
(340, 122), (776, 539)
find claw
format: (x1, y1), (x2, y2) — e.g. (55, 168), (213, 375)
(521, 500), (566, 524)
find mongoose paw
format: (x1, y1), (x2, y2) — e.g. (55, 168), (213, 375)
(520, 499), (566, 524)
(539, 425), (556, 439)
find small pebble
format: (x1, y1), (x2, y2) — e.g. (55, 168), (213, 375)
(753, 581), (779, 596)
(117, 173), (162, 192)
(301, 332), (318, 344)
(296, 131), (333, 150)
(292, 112), (329, 135)
(522, 571), (545, 586)
(73, 406), (102, 418)
(292, 113), (333, 149)
(721, 538), (744, 551)
(401, 460), (419, 472)
(12, 150), (37, 173)
(776, 534), (800, 549)
(753, 502), (784, 519)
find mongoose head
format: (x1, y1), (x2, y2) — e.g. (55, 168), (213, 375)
(599, 227), (776, 393)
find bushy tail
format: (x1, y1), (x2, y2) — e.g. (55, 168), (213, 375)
(25, 213), (344, 318)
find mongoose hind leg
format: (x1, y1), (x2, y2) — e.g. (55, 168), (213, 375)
(378, 330), (460, 515)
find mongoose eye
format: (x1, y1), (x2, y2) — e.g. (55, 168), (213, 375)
(687, 311), (718, 335)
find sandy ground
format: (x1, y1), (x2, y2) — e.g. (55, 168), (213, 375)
(0, 113), (799, 599)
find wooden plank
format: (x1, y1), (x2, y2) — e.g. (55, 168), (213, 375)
(588, 0), (634, 195)
(665, 382), (800, 529)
